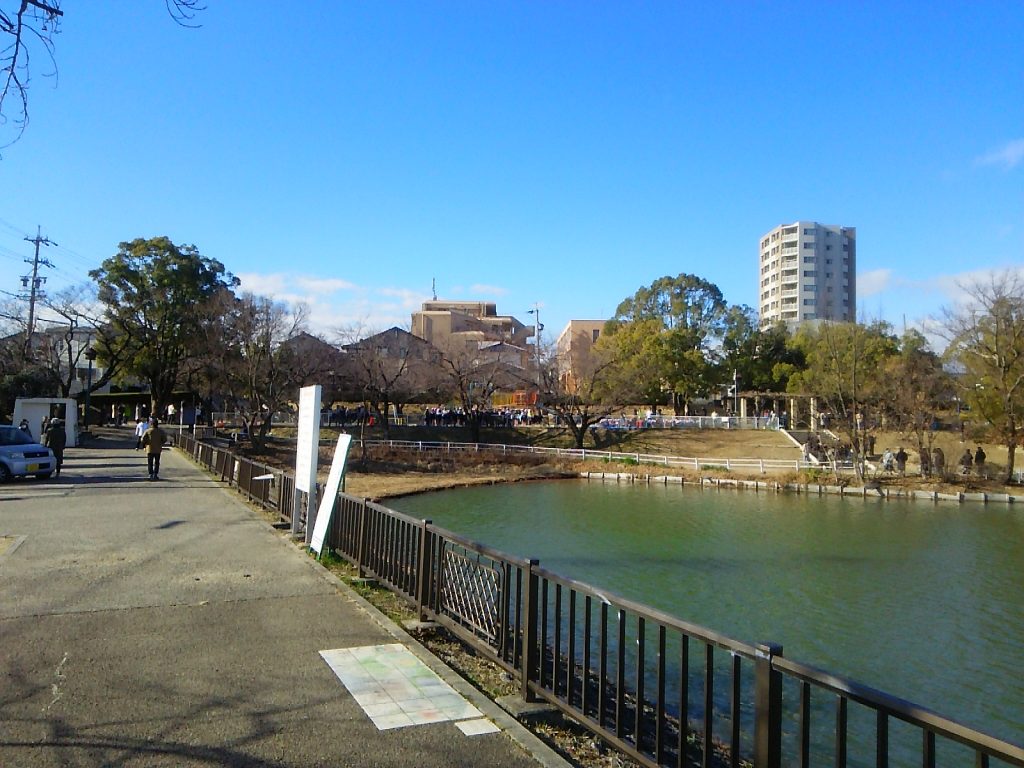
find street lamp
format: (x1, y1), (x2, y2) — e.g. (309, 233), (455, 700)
(527, 305), (543, 389)
(83, 346), (97, 429)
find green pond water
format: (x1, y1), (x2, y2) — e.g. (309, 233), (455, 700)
(391, 480), (1024, 752)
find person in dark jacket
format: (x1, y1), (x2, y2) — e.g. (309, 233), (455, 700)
(43, 418), (67, 477)
(141, 417), (168, 480)
(974, 446), (986, 472)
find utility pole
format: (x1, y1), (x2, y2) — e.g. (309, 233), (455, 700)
(22, 226), (56, 352)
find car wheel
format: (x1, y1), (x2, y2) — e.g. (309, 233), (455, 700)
(36, 471), (53, 480)
(0, 464), (11, 483)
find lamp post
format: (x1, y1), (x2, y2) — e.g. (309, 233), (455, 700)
(527, 305), (543, 389)
(83, 347), (97, 429)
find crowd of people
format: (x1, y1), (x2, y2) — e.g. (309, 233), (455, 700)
(421, 406), (544, 428)
(803, 433), (992, 479)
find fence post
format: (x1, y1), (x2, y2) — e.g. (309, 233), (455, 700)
(754, 642), (783, 768)
(521, 558), (540, 702)
(415, 520), (433, 621)
(356, 499), (370, 578)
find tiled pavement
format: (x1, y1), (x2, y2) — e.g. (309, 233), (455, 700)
(320, 643), (499, 733)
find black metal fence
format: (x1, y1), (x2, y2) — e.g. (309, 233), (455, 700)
(176, 433), (1024, 768)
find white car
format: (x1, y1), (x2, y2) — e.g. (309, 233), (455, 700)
(0, 425), (56, 481)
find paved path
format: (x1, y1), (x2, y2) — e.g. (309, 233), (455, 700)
(1, 430), (564, 767)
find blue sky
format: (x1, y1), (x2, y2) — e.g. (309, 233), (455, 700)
(1, 1), (1021, 345)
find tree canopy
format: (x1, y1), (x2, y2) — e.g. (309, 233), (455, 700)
(89, 236), (238, 413)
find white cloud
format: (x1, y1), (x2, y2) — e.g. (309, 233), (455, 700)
(856, 268), (893, 298)
(234, 270), (428, 335)
(923, 265), (1024, 307)
(294, 276), (358, 294)
(975, 138), (1024, 170)
(236, 272), (289, 296)
(379, 287), (430, 308)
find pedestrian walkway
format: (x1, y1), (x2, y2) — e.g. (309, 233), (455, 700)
(0, 428), (565, 767)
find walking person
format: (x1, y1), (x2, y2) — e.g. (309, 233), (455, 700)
(43, 418), (67, 477)
(141, 417), (168, 480)
(134, 418), (149, 450)
(959, 449), (973, 475)
(974, 446), (986, 475)
(895, 447), (908, 476)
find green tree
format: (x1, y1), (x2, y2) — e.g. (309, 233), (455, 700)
(608, 274), (728, 413)
(597, 318), (668, 410)
(788, 320), (899, 478)
(718, 305), (800, 396)
(89, 237), (239, 415)
(942, 273), (1024, 482)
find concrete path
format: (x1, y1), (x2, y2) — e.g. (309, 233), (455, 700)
(0, 429), (565, 767)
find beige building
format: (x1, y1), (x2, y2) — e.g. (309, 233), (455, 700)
(555, 320), (605, 392)
(758, 222), (856, 329)
(410, 300), (533, 368)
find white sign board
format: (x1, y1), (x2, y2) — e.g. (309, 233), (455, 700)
(309, 434), (353, 555)
(294, 385), (322, 494)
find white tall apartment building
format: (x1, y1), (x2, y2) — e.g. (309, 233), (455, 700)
(758, 222), (856, 329)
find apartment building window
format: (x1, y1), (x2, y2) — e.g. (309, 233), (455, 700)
(803, 299), (814, 305)
(843, 244), (849, 251)
(803, 242), (814, 249)
(803, 256), (815, 263)
(803, 270), (816, 277)
(782, 226), (798, 235)
(827, 286), (833, 293)
(825, 258), (832, 265)
(803, 228), (813, 235)
(825, 272), (832, 279)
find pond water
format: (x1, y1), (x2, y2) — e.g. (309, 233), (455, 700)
(390, 480), (1024, 749)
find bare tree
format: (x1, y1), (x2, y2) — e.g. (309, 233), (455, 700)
(215, 294), (340, 446)
(878, 330), (954, 477)
(436, 339), (520, 444)
(1, 0), (204, 148)
(339, 325), (441, 439)
(941, 272), (1024, 483)
(536, 338), (622, 449)
(35, 284), (104, 397)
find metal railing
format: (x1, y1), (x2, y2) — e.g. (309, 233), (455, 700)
(363, 439), (810, 473)
(176, 433), (1024, 768)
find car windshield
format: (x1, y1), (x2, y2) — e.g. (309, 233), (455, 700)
(0, 427), (37, 446)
